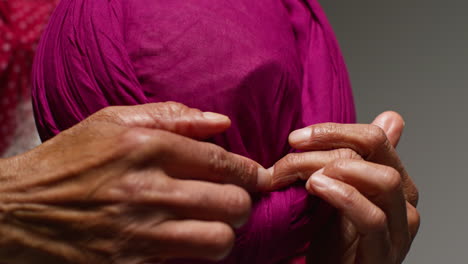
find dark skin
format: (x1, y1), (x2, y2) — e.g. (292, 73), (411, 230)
(0, 102), (419, 264)
(0, 102), (270, 264)
(271, 111), (419, 263)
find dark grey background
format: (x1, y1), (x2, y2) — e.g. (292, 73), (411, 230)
(319, 0), (468, 263)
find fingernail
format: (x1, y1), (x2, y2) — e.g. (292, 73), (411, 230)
(289, 128), (312, 144)
(257, 167), (272, 191)
(310, 173), (331, 188)
(202, 112), (230, 122)
(307, 171), (331, 194)
(376, 118), (392, 132)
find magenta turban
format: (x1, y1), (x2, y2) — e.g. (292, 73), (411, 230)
(32, 0), (355, 262)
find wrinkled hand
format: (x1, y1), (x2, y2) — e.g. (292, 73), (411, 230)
(0, 102), (270, 264)
(271, 111), (420, 263)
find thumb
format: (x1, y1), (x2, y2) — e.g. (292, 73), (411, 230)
(371, 111), (405, 148)
(88, 102), (231, 139)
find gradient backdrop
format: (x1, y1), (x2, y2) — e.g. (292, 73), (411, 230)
(320, 0), (468, 263)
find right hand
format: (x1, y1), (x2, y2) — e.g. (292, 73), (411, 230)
(0, 102), (270, 264)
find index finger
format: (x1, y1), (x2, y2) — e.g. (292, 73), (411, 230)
(138, 129), (271, 192)
(289, 123), (418, 206)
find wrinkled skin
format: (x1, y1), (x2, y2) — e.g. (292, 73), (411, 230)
(0, 102), (270, 264)
(0, 102), (419, 264)
(271, 111), (420, 264)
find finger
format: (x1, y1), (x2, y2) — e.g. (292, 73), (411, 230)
(322, 159), (410, 248)
(289, 122), (395, 162)
(88, 102), (231, 139)
(407, 202), (420, 240)
(120, 220), (235, 261)
(269, 148), (362, 189)
(164, 180), (251, 228)
(113, 174), (252, 228)
(306, 172), (392, 263)
(133, 129), (271, 192)
(289, 122), (418, 206)
(371, 111), (405, 148)
(306, 170), (389, 234)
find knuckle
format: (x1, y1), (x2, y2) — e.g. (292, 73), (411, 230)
(366, 209), (388, 233)
(234, 160), (258, 188)
(322, 122), (340, 133)
(119, 128), (150, 143)
(118, 171), (172, 201)
(117, 128), (152, 151)
(380, 166), (402, 193)
(272, 154), (306, 183)
(161, 101), (191, 118)
(150, 101), (187, 122)
(312, 123), (339, 140)
(340, 185), (359, 208)
(205, 223), (235, 260)
(207, 145), (231, 176)
(270, 154), (305, 187)
(334, 148), (362, 160)
(237, 160), (258, 187)
(207, 145), (256, 186)
(120, 129), (168, 154)
(163, 101), (187, 111)
(366, 124), (388, 149)
(282, 153), (303, 168)
(328, 158), (350, 172)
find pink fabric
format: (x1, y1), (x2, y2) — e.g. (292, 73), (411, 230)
(32, 0), (355, 263)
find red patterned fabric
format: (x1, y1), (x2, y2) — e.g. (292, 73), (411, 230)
(0, 0), (57, 155)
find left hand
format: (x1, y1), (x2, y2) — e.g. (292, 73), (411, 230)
(273, 111), (420, 263)
(0, 102), (267, 264)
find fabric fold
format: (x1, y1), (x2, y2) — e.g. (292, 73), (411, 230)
(32, 0), (355, 262)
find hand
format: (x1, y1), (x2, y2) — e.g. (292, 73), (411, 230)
(0, 102), (270, 264)
(284, 112), (420, 263)
(289, 111), (418, 206)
